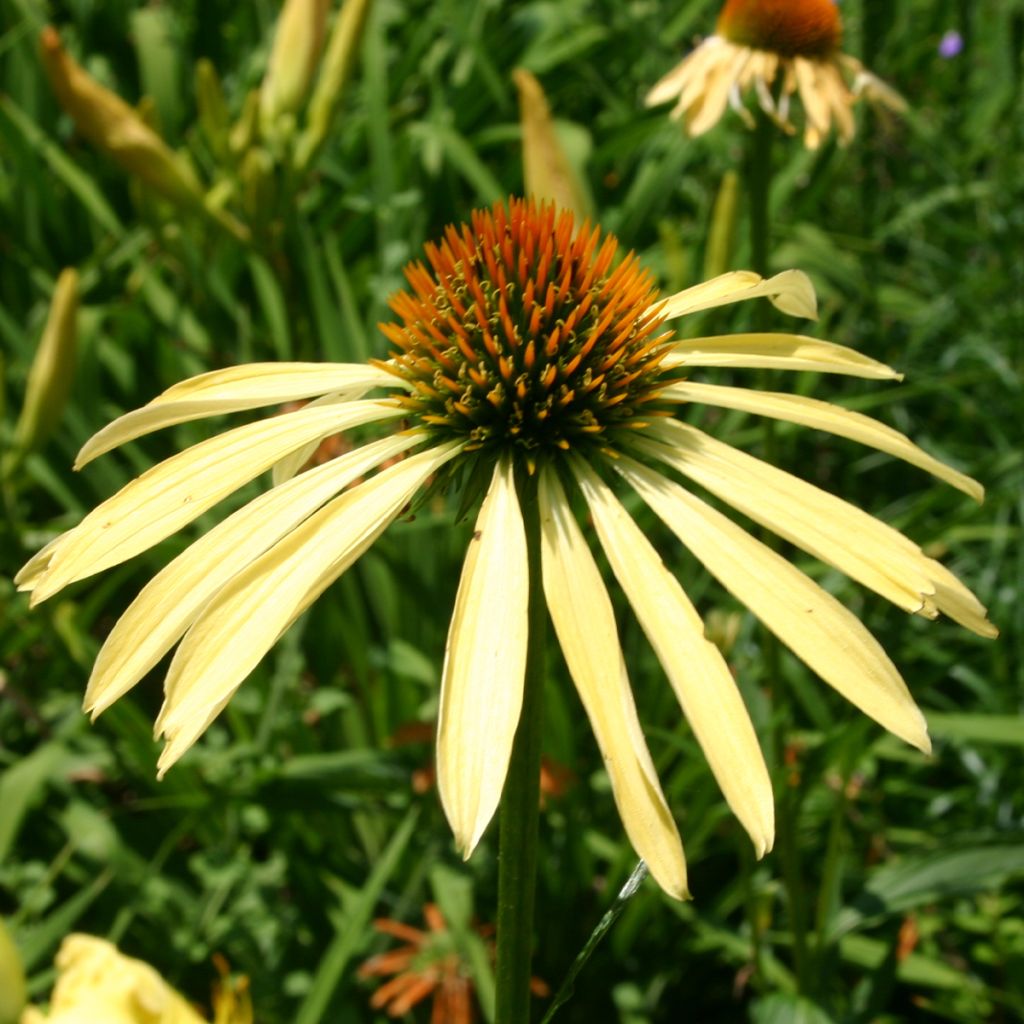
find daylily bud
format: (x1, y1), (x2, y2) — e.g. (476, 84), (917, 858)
(229, 89), (261, 157)
(294, 0), (372, 171)
(39, 26), (204, 210)
(513, 68), (591, 223)
(240, 146), (277, 229)
(260, 0), (329, 137)
(195, 58), (231, 161)
(703, 170), (740, 280)
(0, 919), (26, 1024)
(11, 269), (79, 462)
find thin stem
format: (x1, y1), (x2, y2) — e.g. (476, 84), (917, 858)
(745, 109), (810, 992)
(495, 474), (546, 1024)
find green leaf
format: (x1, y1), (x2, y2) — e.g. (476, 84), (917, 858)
(926, 712), (1024, 746)
(829, 842), (1024, 941)
(294, 807), (420, 1024)
(749, 994), (837, 1024)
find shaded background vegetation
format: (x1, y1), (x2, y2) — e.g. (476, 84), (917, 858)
(1, 0), (1022, 1020)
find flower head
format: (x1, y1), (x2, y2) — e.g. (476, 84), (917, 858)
(18, 199), (994, 899)
(646, 0), (906, 148)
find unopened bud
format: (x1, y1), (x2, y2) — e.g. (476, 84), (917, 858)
(703, 170), (740, 281)
(0, 919), (26, 1024)
(39, 26), (204, 210)
(240, 147), (277, 229)
(514, 68), (591, 224)
(230, 89), (261, 157)
(260, 0), (329, 137)
(294, 0), (372, 171)
(11, 269), (79, 461)
(196, 58), (231, 161)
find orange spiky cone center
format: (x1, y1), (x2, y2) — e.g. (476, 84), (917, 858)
(379, 199), (674, 460)
(717, 0), (841, 58)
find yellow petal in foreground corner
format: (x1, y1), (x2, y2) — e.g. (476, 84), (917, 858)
(19, 934), (251, 1024)
(437, 458), (529, 858)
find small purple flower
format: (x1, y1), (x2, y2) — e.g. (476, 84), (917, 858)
(938, 30), (964, 59)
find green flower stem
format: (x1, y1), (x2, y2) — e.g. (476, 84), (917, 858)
(746, 109), (810, 993)
(495, 475), (546, 1024)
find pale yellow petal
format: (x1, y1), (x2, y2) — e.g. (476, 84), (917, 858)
(616, 456), (930, 753)
(643, 421), (995, 635)
(75, 361), (399, 467)
(83, 432), (421, 718)
(572, 458), (774, 857)
(437, 458), (529, 857)
(660, 333), (901, 379)
(154, 442), (460, 774)
(31, 400), (405, 603)
(662, 380), (983, 500)
(655, 270), (818, 321)
(645, 39), (715, 107)
(269, 390), (368, 487)
(794, 57), (831, 138)
(687, 45), (750, 136)
(15, 532), (68, 590)
(539, 465), (688, 899)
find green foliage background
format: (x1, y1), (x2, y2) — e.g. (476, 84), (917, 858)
(1, 0), (1022, 1020)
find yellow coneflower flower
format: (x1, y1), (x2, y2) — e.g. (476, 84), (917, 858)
(17, 199), (994, 899)
(20, 935), (251, 1024)
(646, 0), (906, 148)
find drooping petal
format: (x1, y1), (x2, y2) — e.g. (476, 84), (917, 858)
(616, 456), (931, 753)
(83, 432), (422, 718)
(154, 442), (460, 775)
(643, 421), (995, 635)
(437, 458), (529, 857)
(572, 457), (774, 857)
(662, 380), (983, 500)
(539, 465), (688, 899)
(655, 270), (818, 321)
(645, 38), (722, 107)
(29, 400), (405, 603)
(14, 533), (67, 590)
(660, 333), (900, 379)
(75, 361), (400, 467)
(270, 390), (364, 487)
(687, 44), (750, 136)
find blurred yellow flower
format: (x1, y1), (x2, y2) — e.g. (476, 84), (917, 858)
(19, 935), (250, 1024)
(259, 0), (328, 138)
(646, 0), (906, 148)
(18, 200), (994, 898)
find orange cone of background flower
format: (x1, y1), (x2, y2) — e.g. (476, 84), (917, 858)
(646, 0), (906, 147)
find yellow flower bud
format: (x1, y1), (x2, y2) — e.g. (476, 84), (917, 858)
(294, 0), (372, 171)
(19, 934), (206, 1024)
(0, 919), (26, 1024)
(39, 27), (204, 210)
(195, 59), (230, 161)
(513, 68), (591, 224)
(11, 269), (79, 462)
(259, 0), (329, 137)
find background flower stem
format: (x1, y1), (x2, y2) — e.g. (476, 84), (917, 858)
(495, 474), (546, 1024)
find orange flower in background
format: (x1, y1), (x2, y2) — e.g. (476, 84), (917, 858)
(359, 904), (547, 1024)
(646, 0), (906, 148)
